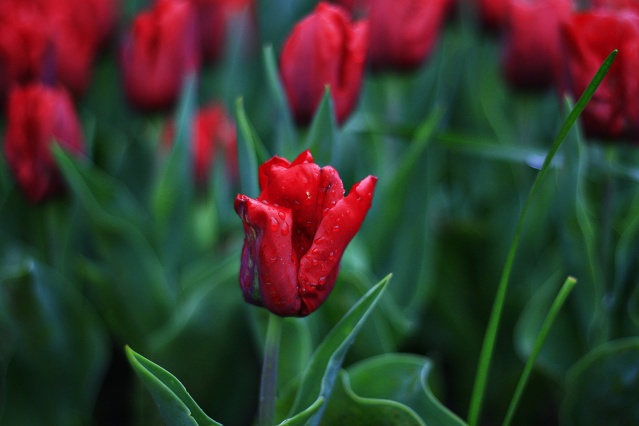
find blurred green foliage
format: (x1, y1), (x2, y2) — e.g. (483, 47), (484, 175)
(1, 1), (639, 425)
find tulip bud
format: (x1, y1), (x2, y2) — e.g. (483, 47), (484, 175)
(367, 0), (450, 71)
(561, 10), (639, 141)
(0, 3), (55, 98)
(121, 0), (200, 112)
(280, 2), (368, 125)
(501, 0), (571, 92)
(3, 83), (84, 203)
(162, 104), (237, 187)
(234, 150), (377, 317)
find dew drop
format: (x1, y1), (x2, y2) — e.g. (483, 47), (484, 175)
(328, 251), (335, 261)
(270, 257), (278, 263)
(269, 217), (279, 231)
(314, 236), (325, 244)
(318, 276), (327, 285)
(332, 225), (340, 232)
(281, 222), (290, 235)
(278, 211), (286, 220)
(312, 259), (318, 266)
(311, 248), (319, 255)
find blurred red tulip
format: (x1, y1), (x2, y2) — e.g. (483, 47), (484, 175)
(0, 3), (55, 98)
(234, 150), (377, 316)
(163, 104), (237, 187)
(121, 0), (200, 112)
(280, 2), (368, 125)
(191, 0), (253, 62)
(501, 0), (572, 91)
(561, 10), (639, 141)
(367, 0), (450, 71)
(3, 83), (84, 203)
(0, 0), (117, 98)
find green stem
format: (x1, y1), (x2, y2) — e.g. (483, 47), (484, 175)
(259, 313), (283, 426)
(466, 50), (617, 426)
(502, 277), (577, 426)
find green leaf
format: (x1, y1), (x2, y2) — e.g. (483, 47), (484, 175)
(0, 261), (107, 425)
(333, 353), (467, 426)
(262, 44), (297, 154)
(321, 371), (425, 426)
(236, 97), (268, 198)
(151, 73), (197, 236)
(277, 397), (324, 426)
(304, 86), (338, 164)
(54, 146), (174, 344)
(561, 338), (639, 426)
(467, 49), (618, 426)
(287, 275), (391, 425)
(125, 346), (222, 426)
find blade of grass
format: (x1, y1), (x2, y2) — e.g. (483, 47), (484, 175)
(466, 49), (617, 426)
(502, 277), (577, 426)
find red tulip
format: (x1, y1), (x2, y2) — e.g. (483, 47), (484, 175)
(501, 0), (572, 91)
(280, 2), (368, 125)
(561, 10), (639, 141)
(44, 0), (118, 96)
(191, 0), (253, 62)
(0, 3), (55, 97)
(367, 0), (450, 71)
(0, 0), (116, 98)
(234, 150), (377, 317)
(121, 0), (200, 111)
(163, 104), (237, 186)
(3, 83), (84, 203)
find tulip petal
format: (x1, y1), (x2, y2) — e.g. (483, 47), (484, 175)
(235, 195), (302, 316)
(297, 175), (377, 316)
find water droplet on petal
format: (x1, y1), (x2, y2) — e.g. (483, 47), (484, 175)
(311, 248), (319, 255)
(281, 222), (290, 236)
(269, 217), (279, 231)
(312, 259), (318, 266)
(314, 236), (325, 244)
(318, 276), (327, 285)
(328, 251), (335, 261)
(270, 257), (278, 263)
(278, 211), (286, 220)
(332, 225), (340, 232)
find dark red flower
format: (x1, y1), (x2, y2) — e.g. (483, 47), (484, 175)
(561, 10), (639, 141)
(162, 104), (237, 186)
(234, 150), (377, 317)
(367, 0), (450, 71)
(280, 2), (368, 125)
(121, 0), (200, 111)
(3, 83), (84, 203)
(0, 0), (116, 98)
(592, 0), (639, 11)
(501, 0), (572, 91)
(0, 3), (55, 98)
(45, 0), (118, 96)
(191, 0), (254, 62)
(479, 0), (509, 31)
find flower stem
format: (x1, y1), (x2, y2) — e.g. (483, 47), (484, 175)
(259, 313), (282, 426)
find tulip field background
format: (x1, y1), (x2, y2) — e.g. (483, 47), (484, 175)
(2, 0), (639, 425)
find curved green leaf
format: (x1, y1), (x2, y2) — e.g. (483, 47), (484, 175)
(344, 353), (466, 426)
(321, 370), (425, 426)
(277, 397), (324, 426)
(287, 275), (391, 425)
(125, 346), (221, 426)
